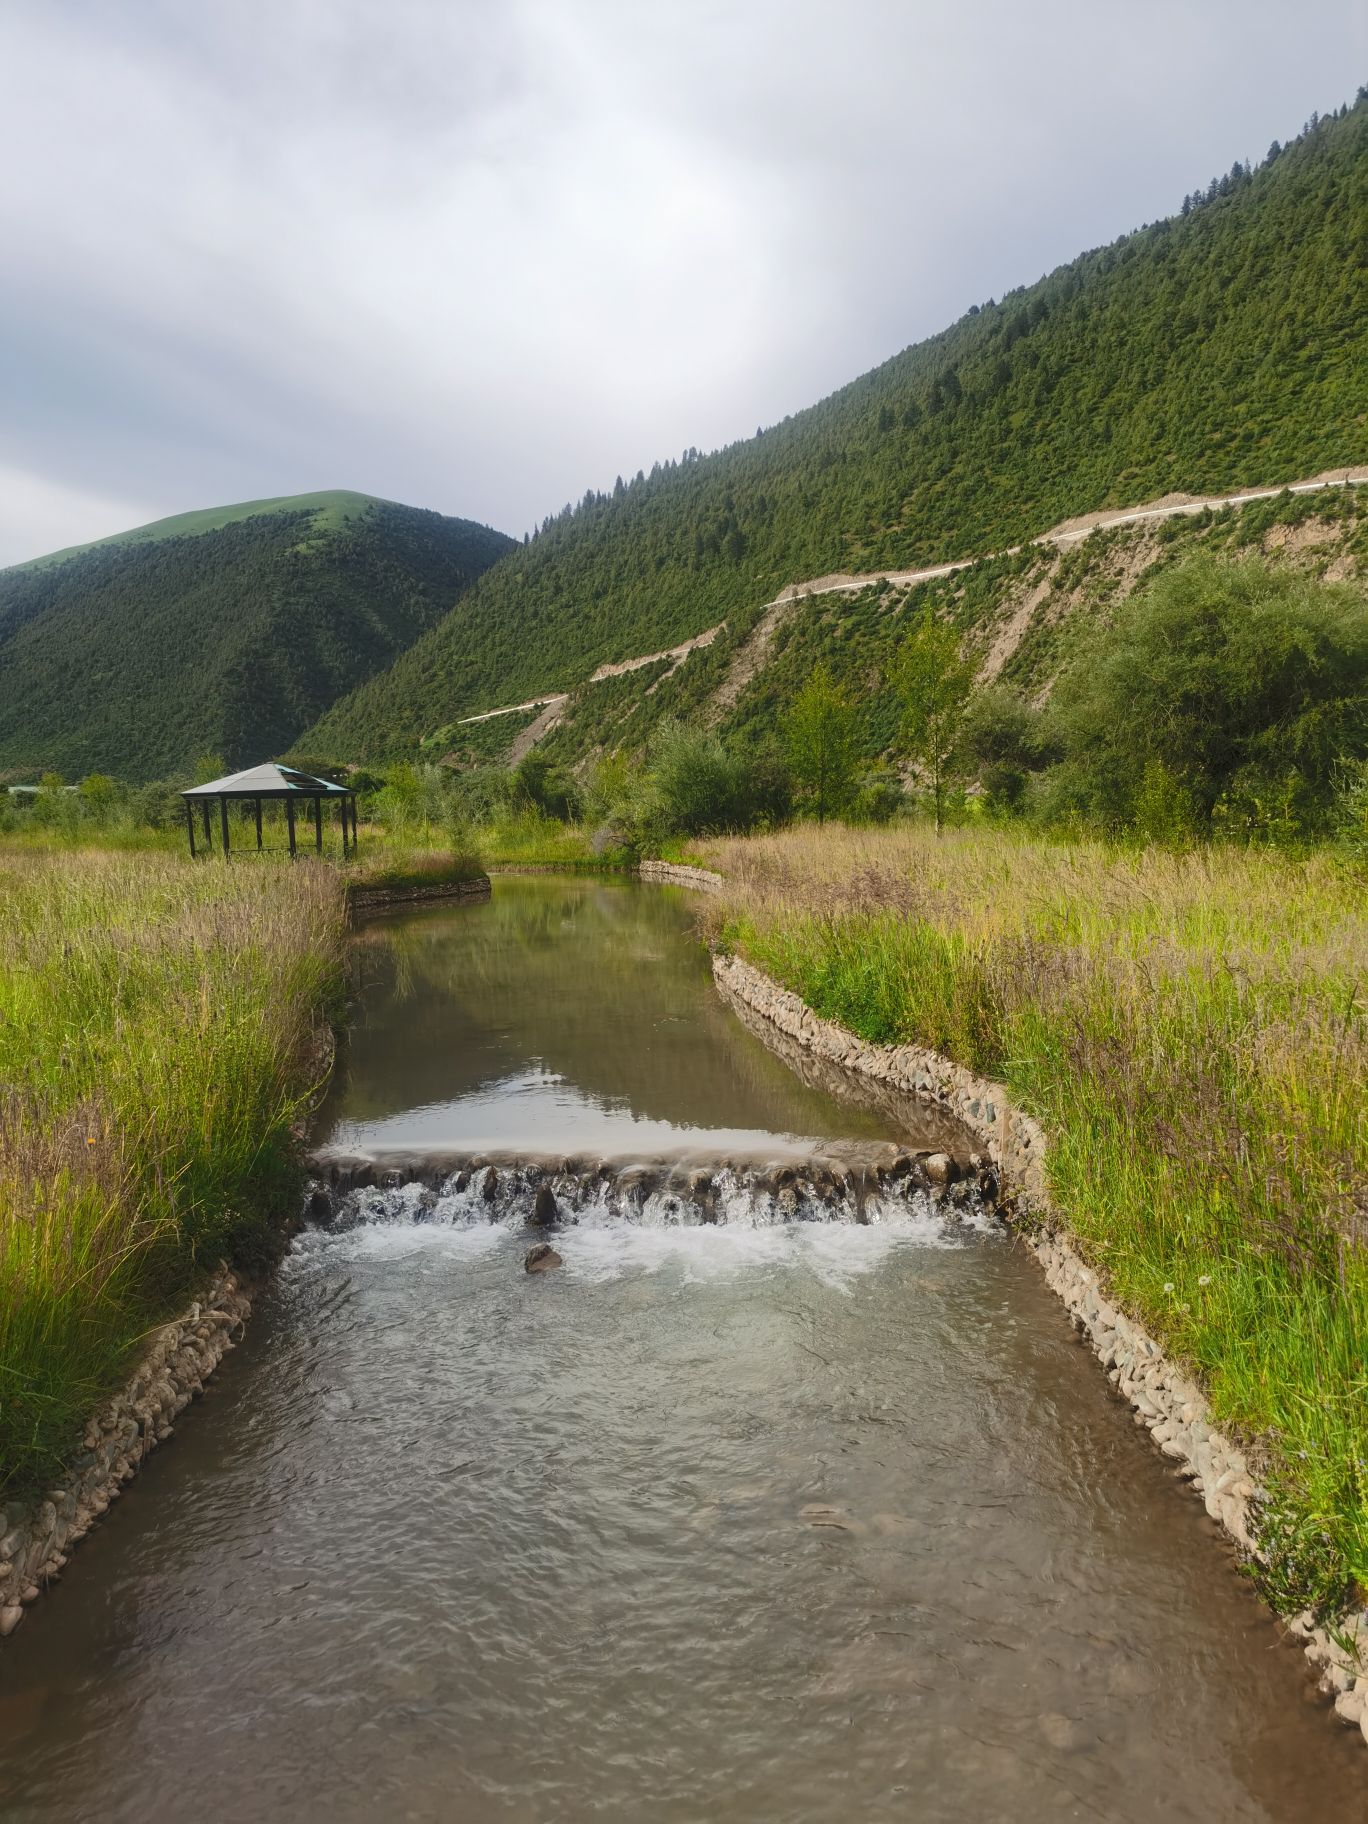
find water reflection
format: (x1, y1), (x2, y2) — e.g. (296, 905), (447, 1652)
(317, 875), (897, 1154)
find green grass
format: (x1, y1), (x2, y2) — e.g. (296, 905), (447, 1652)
(697, 824), (1368, 1614)
(346, 838), (486, 895)
(0, 849), (347, 1498)
(9, 490), (391, 574)
(476, 809), (630, 869)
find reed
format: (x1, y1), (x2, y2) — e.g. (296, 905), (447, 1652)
(698, 825), (1368, 1611)
(0, 851), (346, 1498)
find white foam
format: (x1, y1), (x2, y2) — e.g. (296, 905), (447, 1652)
(312, 1176), (992, 1289)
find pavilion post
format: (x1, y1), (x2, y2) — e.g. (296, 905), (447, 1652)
(255, 797), (263, 850)
(339, 797), (349, 858)
(286, 797), (297, 858)
(351, 796), (359, 849)
(185, 800), (197, 858)
(219, 796), (231, 857)
(313, 795), (323, 854)
(202, 802), (212, 849)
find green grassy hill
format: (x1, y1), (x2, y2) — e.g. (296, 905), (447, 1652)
(303, 97), (1367, 762)
(0, 495), (515, 781)
(10, 489), (394, 573)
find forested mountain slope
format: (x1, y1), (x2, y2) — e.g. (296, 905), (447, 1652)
(306, 97), (1367, 762)
(530, 483), (1368, 771)
(0, 495), (514, 780)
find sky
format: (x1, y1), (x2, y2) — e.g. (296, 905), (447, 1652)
(1, 0), (1364, 567)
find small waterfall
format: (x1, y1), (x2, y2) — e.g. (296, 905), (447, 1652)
(306, 1147), (998, 1233)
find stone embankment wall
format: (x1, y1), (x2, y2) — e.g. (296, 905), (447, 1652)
(346, 873), (492, 914)
(695, 906), (1367, 1739)
(0, 1265), (251, 1640)
(637, 859), (726, 892)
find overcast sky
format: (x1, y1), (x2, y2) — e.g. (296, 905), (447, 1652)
(1, 1), (1363, 567)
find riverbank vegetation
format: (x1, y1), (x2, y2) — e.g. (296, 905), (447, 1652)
(0, 851), (346, 1498)
(693, 824), (1367, 1613)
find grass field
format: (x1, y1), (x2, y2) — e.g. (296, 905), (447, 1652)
(0, 851), (346, 1497)
(696, 824), (1368, 1613)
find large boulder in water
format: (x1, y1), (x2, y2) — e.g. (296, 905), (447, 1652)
(524, 1243), (562, 1274)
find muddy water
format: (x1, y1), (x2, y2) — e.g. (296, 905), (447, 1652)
(0, 877), (1360, 1821)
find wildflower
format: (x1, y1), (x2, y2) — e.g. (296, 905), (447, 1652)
(1163, 1281), (1175, 1294)
(1198, 1274), (1211, 1286)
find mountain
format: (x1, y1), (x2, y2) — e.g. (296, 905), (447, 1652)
(303, 97), (1368, 763)
(0, 492), (515, 781)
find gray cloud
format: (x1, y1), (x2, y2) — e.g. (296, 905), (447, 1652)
(1, 0), (1363, 564)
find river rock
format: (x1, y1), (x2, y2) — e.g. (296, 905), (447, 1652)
(480, 1166), (499, 1203)
(923, 1153), (957, 1186)
(307, 1187), (333, 1224)
(0, 1605), (22, 1637)
(524, 1244), (562, 1274)
(530, 1185), (560, 1228)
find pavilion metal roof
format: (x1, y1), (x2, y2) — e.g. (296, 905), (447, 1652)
(182, 762), (353, 798)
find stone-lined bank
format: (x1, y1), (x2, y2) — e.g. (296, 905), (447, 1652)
(345, 873), (492, 915)
(0, 1265), (252, 1639)
(643, 855), (1368, 1742)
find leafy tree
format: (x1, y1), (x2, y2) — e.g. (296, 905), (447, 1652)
(785, 663), (857, 822)
(129, 780), (184, 829)
(1333, 758), (1368, 859)
(512, 752), (581, 820)
(849, 767), (904, 824)
(375, 761), (424, 829)
(891, 610), (975, 833)
(1046, 556), (1368, 836)
(647, 722), (751, 836)
(959, 686), (1049, 812)
(77, 773), (118, 826)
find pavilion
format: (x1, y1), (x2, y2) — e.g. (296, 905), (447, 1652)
(181, 763), (359, 859)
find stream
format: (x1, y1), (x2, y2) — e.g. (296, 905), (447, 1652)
(0, 875), (1360, 1820)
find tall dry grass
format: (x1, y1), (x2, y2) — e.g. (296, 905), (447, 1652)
(699, 825), (1368, 1611)
(0, 851), (346, 1498)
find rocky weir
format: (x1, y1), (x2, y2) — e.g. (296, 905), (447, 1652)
(307, 1142), (995, 1238)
